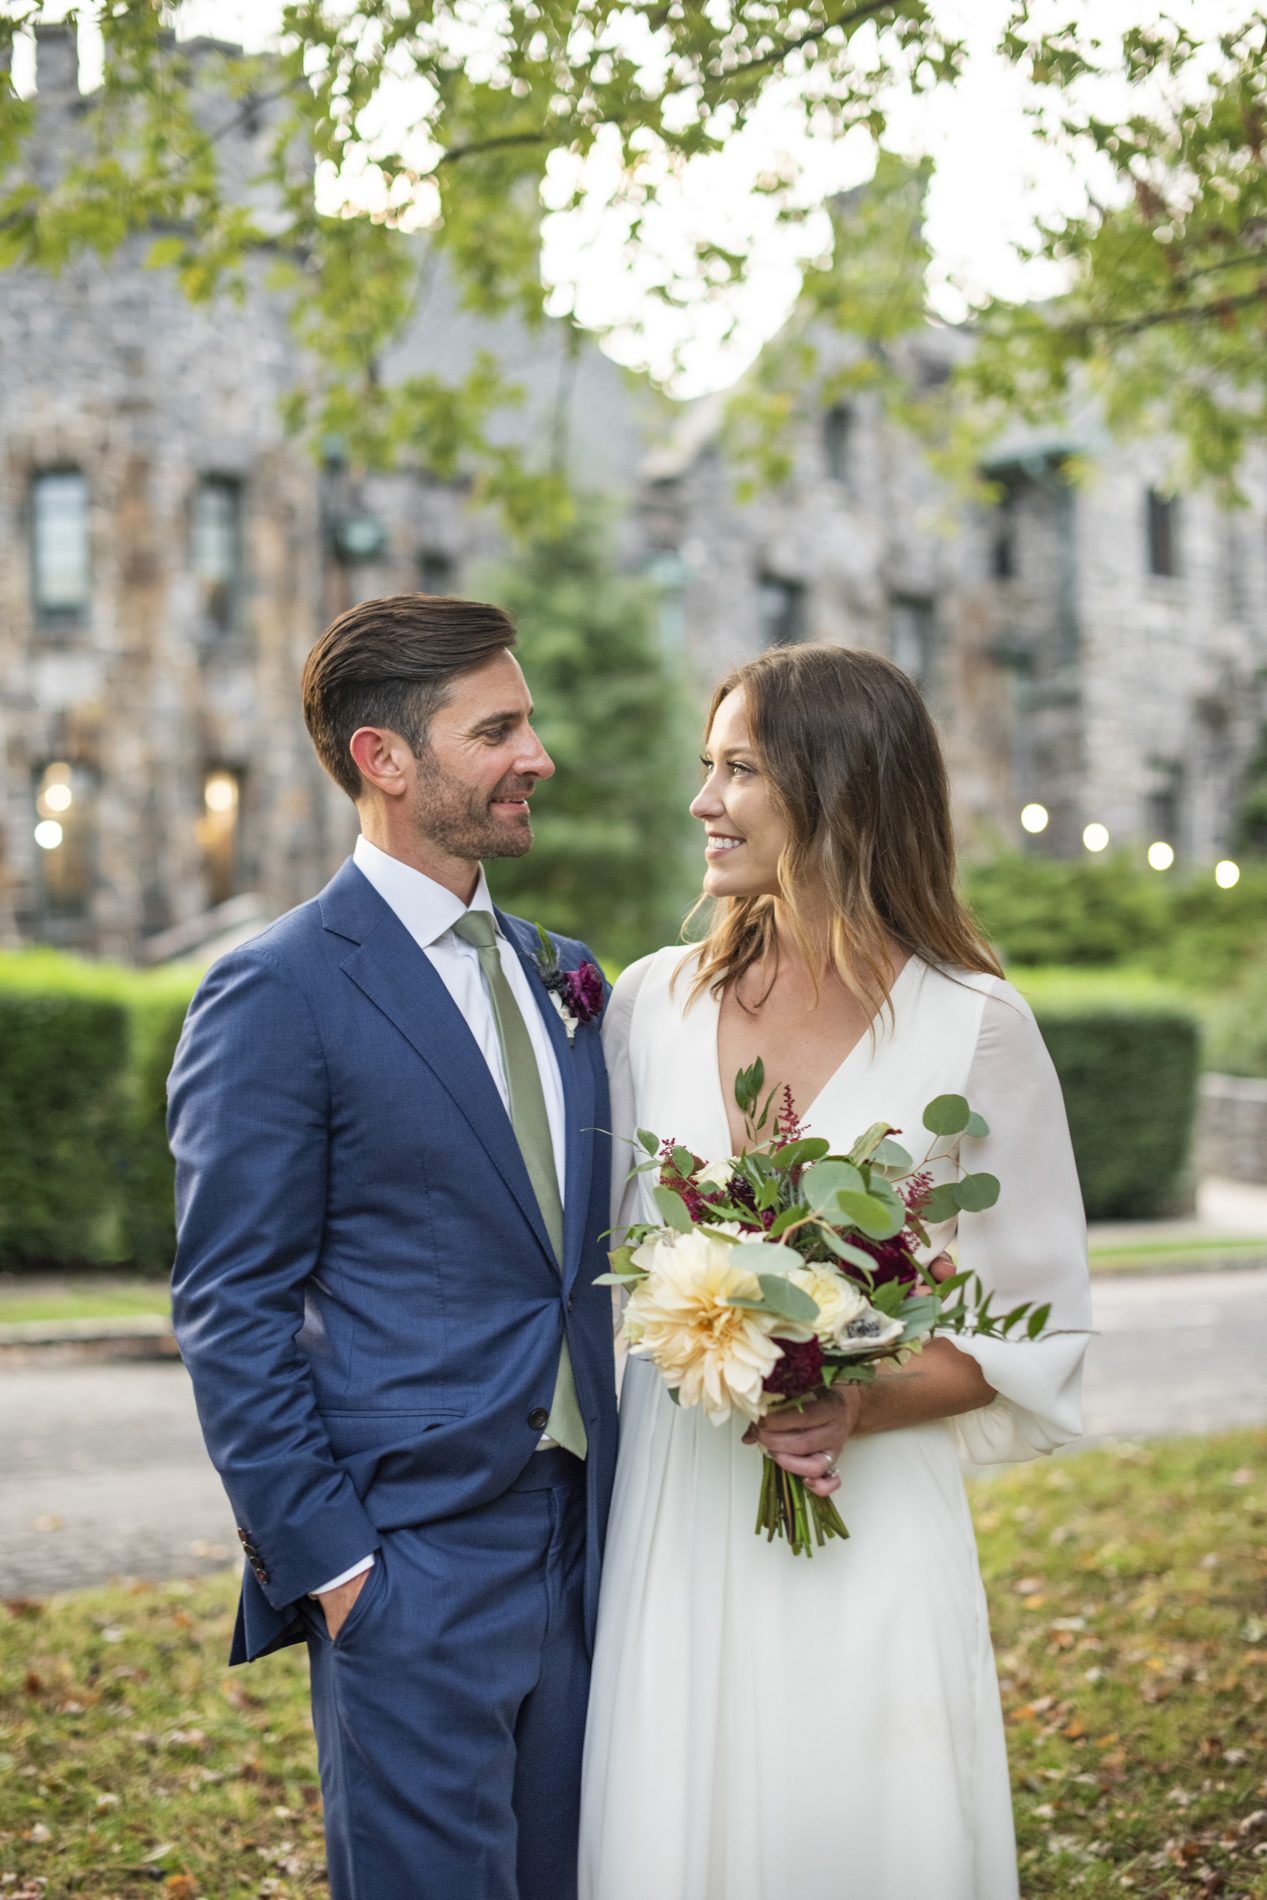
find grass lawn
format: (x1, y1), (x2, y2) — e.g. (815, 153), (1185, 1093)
(1, 1428), (1265, 1898)
(0, 1280), (170, 1326)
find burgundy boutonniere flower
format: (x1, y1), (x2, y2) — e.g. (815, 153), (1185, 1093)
(532, 926), (604, 1043)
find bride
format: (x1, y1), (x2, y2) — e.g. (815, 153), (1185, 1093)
(579, 643), (1091, 1900)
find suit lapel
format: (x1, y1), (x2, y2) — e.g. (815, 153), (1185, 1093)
(335, 901), (558, 1271)
(498, 912), (596, 1295)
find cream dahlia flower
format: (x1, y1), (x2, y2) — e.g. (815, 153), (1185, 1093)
(624, 1229), (808, 1425)
(695, 1156), (736, 1189)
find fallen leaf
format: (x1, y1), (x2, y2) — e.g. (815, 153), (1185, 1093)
(23, 1671), (42, 1695)
(164, 1877), (197, 1898)
(1064, 1719), (1086, 1740)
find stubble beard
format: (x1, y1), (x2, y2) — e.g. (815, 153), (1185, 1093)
(410, 752), (536, 863)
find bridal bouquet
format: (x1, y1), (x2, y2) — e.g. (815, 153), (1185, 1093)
(598, 1064), (1050, 1556)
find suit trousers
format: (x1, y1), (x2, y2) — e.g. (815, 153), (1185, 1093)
(305, 1449), (589, 1900)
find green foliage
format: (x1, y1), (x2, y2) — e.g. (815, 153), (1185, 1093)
(723, 154), (991, 499)
(483, 506), (697, 965)
(1019, 980), (1202, 1219)
(963, 851), (1267, 989)
(1202, 951), (1267, 1077)
(972, 13), (1267, 498)
(0, 1), (964, 524)
(0, 975), (129, 1267)
(0, 951), (196, 1271)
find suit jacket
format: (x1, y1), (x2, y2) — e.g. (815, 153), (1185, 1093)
(168, 857), (618, 1663)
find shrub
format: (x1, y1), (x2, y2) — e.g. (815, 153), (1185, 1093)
(0, 950), (196, 1271)
(962, 852), (1267, 989)
(1201, 952), (1267, 1078)
(1012, 970), (1202, 1219)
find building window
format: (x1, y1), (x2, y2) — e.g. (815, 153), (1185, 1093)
(196, 769), (243, 907)
(33, 760), (95, 918)
(193, 476), (243, 634)
(891, 596), (936, 687)
(823, 405), (852, 485)
(32, 470), (90, 620)
(992, 490), (1017, 579)
(1147, 488), (1181, 577)
(757, 574), (807, 647)
(419, 550), (454, 596)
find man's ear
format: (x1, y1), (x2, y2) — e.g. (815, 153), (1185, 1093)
(349, 727), (413, 800)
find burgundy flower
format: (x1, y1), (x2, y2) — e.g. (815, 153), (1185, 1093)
(847, 1232), (920, 1290)
(762, 1335), (825, 1398)
(561, 960), (604, 1026)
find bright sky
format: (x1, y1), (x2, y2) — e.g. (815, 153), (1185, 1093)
(14, 0), (1252, 397)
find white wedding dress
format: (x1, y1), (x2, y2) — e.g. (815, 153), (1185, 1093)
(579, 948), (1092, 1900)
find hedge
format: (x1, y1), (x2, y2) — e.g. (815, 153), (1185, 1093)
(0, 952), (1209, 1263)
(0, 951), (196, 1271)
(962, 852), (1267, 989)
(1015, 970), (1202, 1221)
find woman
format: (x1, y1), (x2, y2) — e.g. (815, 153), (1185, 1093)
(579, 645), (1091, 1900)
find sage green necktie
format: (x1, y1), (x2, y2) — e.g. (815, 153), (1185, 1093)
(450, 910), (586, 1460)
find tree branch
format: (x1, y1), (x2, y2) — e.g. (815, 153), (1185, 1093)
(706, 0), (895, 86)
(436, 129), (549, 165)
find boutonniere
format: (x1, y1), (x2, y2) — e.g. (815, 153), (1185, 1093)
(533, 926), (604, 1044)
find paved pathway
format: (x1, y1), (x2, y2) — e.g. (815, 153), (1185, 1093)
(2, 1266), (1266, 1597)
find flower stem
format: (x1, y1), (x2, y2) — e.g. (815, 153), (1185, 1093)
(755, 1459), (850, 1555)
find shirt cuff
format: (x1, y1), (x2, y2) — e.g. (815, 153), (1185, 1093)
(308, 1553), (375, 1599)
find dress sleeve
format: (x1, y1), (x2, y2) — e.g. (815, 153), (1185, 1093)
(602, 955), (656, 1236)
(942, 981), (1093, 1466)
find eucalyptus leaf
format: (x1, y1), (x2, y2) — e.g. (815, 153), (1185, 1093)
(954, 1171), (1001, 1213)
(817, 1229), (880, 1272)
(592, 1271), (643, 1285)
(667, 1387), (681, 1407)
(670, 1145), (697, 1179)
(732, 1240), (805, 1278)
(637, 1128), (659, 1155)
(652, 1185), (694, 1234)
(606, 1246), (636, 1275)
(870, 1136), (913, 1169)
(756, 1273), (820, 1324)
(770, 1137), (831, 1171)
(801, 1159), (865, 1210)
(921, 1183), (962, 1225)
(833, 1189), (904, 1240)
(964, 1111), (990, 1140)
(923, 1093), (971, 1137)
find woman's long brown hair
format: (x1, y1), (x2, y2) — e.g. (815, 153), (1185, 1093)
(686, 644), (1002, 1016)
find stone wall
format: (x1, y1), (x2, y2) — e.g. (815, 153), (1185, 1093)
(1196, 1074), (1267, 1186)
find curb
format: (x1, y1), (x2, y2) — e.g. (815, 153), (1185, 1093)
(0, 1316), (180, 1364)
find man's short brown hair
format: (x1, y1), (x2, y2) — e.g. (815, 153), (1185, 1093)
(302, 594), (518, 801)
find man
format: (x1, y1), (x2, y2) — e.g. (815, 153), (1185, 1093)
(169, 594), (617, 1900)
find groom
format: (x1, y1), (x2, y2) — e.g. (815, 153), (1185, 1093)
(168, 593), (617, 1900)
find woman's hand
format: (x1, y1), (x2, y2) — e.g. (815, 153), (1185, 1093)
(742, 1385), (863, 1496)
(740, 1253), (961, 1494)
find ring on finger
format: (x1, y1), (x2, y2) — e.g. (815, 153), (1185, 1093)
(822, 1455), (839, 1479)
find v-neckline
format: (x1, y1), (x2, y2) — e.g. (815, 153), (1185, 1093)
(708, 954), (921, 1157)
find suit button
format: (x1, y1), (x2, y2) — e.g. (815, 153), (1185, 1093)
(528, 1407), (550, 1431)
(567, 1295), (575, 1311)
(236, 1528), (250, 1547)
(254, 1567), (271, 1585)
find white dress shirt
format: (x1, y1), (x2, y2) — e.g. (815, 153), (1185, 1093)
(311, 835), (569, 1599)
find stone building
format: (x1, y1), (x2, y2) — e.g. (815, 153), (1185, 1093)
(1, 23), (1262, 960)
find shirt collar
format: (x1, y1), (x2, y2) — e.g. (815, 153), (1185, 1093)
(352, 834), (498, 951)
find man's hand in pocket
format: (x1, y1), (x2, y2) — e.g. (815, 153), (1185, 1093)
(317, 1568), (370, 1641)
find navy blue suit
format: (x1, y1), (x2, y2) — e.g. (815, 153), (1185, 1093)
(168, 857), (617, 1899)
